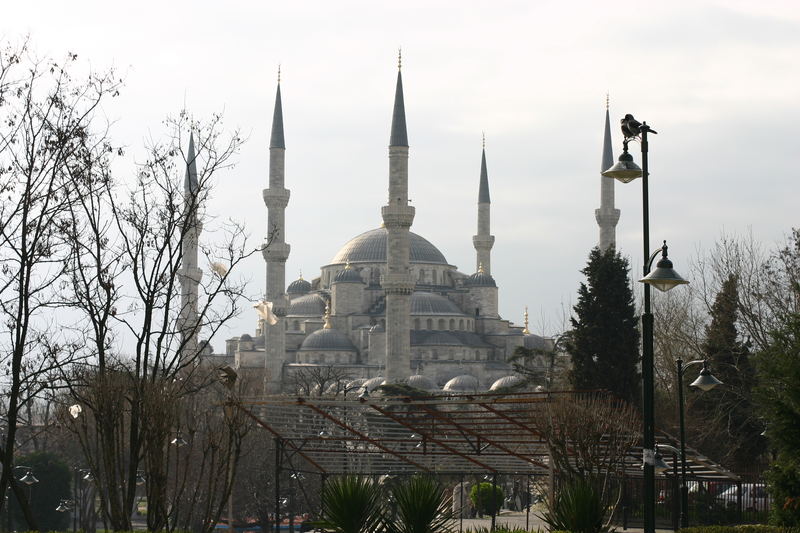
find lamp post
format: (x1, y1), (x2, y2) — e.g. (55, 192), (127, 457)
(603, 114), (689, 533)
(676, 359), (722, 528)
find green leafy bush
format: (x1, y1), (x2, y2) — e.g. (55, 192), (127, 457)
(469, 482), (505, 517)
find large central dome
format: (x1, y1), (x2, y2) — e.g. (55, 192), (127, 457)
(330, 227), (449, 265)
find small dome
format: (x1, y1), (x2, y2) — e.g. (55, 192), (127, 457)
(362, 376), (385, 391)
(411, 292), (465, 315)
(288, 293), (326, 316)
(407, 374), (438, 391)
(333, 266), (364, 284)
(298, 328), (357, 352)
(443, 375), (479, 392)
(465, 271), (497, 288)
(239, 334), (253, 342)
(489, 375), (524, 391)
(287, 277), (312, 295)
(331, 227), (449, 265)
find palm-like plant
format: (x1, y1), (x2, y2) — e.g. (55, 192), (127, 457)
(537, 477), (609, 533)
(314, 475), (386, 533)
(386, 475), (453, 533)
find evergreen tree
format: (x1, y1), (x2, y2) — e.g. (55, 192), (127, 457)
(565, 247), (640, 405)
(689, 274), (762, 472)
(757, 311), (800, 525)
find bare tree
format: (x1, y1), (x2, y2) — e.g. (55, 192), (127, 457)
(0, 39), (121, 527)
(290, 366), (352, 396)
(61, 111), (255, 531)
(540, 393), (640, 522)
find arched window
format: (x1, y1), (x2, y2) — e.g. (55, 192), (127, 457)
(418, 268), (425, 281)
(459, 319), (464, 330)
(432, 270), (438, 285)
(294, 320), (300, 331)
(334, 354), (340, 364)
(475, 350), (480, 360)
(449, 319), (455, 330)
(426, 318), (433, 329)
(438, 319), (445, 330)
(414, 318), (420, 329)
(432, 349), (439, 360)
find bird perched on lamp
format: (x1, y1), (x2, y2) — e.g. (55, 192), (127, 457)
(621, 114), (642, 139)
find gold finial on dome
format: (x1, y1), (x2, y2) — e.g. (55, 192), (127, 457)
(323, 302), (332, 329)
(522, 306), (530, 335)
(478, 262), (485, 274)
(344, 261), (352, 270)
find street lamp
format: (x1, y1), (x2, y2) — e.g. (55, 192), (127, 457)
(603, 114), (689, 533)
(676, 358), (722, 528)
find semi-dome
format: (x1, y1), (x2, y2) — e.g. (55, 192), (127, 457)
(465, 271), (497, 287)
(443, 374), (479, 392)
(287, 276), (312, 295)
(489, 375), (524, 391)
(411, 292), (465, 315)
(407, 374), (438, 391)
(333, 266), (364, 284)
(288, 293), (326, 316)
(330, 227), (449, 265)
(298, 328), (357, 351)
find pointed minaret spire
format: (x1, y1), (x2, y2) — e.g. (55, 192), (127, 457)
(262, 73), (291, 392)
(473, 135), (495, 274)
(184, 132), (198, 193)
(389, 51), (408, 147)
(178, 131), (203, 365)
(595, 95), (620, 251)
(382, 53), (415, 383)
(270, 71), (285, 149)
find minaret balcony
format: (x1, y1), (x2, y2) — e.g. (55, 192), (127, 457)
(381, 204), (415, 228)
(262, 242), (291, 262)
(472, 235), (495, 249)
(594, 207), (621, 226)
(178, 266), (204, 284)
(382, 272), (414, 294)
(263, 188), (291, 209)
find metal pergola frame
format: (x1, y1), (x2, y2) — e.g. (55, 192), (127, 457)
(234, 390), (738, 480)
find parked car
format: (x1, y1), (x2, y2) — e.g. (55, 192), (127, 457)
(715, 483), (772, 511)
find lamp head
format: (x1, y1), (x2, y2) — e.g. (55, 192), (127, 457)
(602, 150), (643, 183)
(690, 361), (723, 392)
(20, 470), (38, 485)
(640, 242), (689, 292)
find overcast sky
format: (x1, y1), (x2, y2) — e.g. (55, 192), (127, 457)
(6, 1), (799, 342)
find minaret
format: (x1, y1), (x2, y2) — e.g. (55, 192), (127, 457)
(472, 134), (495, 273)
(595, 95), (620, 251)
(262, 70), (291, 392)
(178, 133), (203, 363)
(381, 52), (415, 383)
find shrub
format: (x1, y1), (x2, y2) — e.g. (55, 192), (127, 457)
(469, 483), (505, 517)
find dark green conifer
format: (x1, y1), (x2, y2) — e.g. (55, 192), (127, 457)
(565, 247), (641, 405)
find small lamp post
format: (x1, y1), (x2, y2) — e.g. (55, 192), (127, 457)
(676, 359), (722, 527)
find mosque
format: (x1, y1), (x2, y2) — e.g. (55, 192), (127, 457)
(195, 62), (619, 395)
